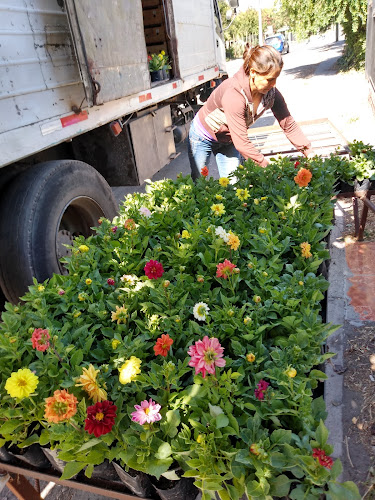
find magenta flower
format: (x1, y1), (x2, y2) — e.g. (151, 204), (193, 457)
(131, 398), (162, 425)
(254, 379), (269, 400)
(58, 289), (65, 296)
(111, 226), (118, 233)
(144, 260), (164, 279)
(188, 336), (226, 378)
(107, 278), (115, 286)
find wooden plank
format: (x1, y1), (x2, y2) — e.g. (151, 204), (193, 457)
(145, 26), (166, 44)
(142, 0), (161, 8)
(143, 8), (163, 26)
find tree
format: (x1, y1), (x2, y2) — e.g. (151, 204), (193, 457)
(279, 0), (368, 69)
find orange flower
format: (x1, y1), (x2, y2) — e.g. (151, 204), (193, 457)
(294, 168), (312, 187)
(201, 166), (209, 177)
(44, 389), (78, 423)
(154, 334), (173, 357)
(216, 259), (236, 279)
(124, 218), (136, 230)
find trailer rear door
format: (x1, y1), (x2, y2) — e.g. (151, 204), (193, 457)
(64, 0), (149, 106)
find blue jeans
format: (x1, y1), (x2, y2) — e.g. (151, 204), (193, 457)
(187, 119), (241, 180)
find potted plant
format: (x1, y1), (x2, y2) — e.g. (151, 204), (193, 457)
(148, 53), (164, 82)
(160, 51), (172, 80)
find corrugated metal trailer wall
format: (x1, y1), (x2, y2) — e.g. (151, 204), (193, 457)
(0, 0), (85, 137)
(366, 0), (375, 113)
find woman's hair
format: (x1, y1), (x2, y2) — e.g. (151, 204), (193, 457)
(243, 44), (284, 76)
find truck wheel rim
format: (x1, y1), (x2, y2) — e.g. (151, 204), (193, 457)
(56, 196), (105, 274)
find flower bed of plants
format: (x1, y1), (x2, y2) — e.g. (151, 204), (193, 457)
(1, 144), (374, 499)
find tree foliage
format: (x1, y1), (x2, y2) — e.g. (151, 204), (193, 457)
(279, 0), (368, 69)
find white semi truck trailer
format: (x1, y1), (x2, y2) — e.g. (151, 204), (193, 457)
(0, 0), (235, 304)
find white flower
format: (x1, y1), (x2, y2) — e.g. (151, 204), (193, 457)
(193, 302), (210, 321)
(215, 226), (229, 243)
(139, 206), (151, 218)
(120, 274), (138, 285)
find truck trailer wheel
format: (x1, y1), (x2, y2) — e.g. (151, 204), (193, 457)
(0, 160), (118, 304)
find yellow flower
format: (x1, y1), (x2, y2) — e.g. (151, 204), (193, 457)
(236, 188), (249, 201)
(244, 316), (252, 325)
(85, 278), (92, 285)
(73, 311), (81, 318)
(253, 295), (261, 304)
(38, 285), (45, 292)
(111, 305), (129, 324)
(298, 281), (304, 286)
(227, 232), (240, 251)
(300, 242), (312, 258)
(79, 244), (89, 253)
(196, 434), (204, 443)
(158, 53), (163, 59)
(261, 196), (267, 201)
(211, 203), (225, 216)
(181, 230), (191, 239)
(287, 368), (297, 378)
(119, 356), (142, 384)
(215, 194), (223, 201)
(246, 353), (256, 363)
(258, 228), (267, 234)
(112, 339), (121, 349)
(78, 293), (85, 301)
(161, 50), (165, 55)
(219, 177), (230, 187)
(253, 198), (260, 205)
(5, 368), (39, 399)
(75, 364), (107, 403)
(239, 164), (244, 169)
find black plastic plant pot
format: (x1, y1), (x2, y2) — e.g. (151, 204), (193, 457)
(0, 446), (15, 463)
(150, 70), (164, 82)
(8, 444), (50, 469)
(91, 460), (118, 481)
(42, 447), (78, 479)
(113, 462), (154, 497)
(153, 477), (198, 500)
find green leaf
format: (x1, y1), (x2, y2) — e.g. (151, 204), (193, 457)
(60, 461), (86, 480)
(315, 420), (329, 446)
(270, 429), (292, 445)
(155, 442), (172, 459)
(329, 459), (343, 481)
(85, 464), (94, 478)
(163, 410), (181, 438)
(70, 349), (84, 367)
(269, 475), (292, 497)
(77, 438), (102, 452)
(216, 414), (229, 429)
(209, 404), (223, 417)
(326, 481), (360, 500)
(0, 420), (22, 435)
(18, 434), (40, 448)
(310, 369), (328, 380)
(246, 479), (269, 498)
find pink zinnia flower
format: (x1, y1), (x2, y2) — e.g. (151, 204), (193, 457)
(31, 328), (50, 352)
(107, 278), (115, 286)
(139, 206), (151, 218)
(131, 398), (162, 425)
(188, 336), (226, 378)
(216, 259), (236, 279)
(254, 379), (269, 400)
(144, 260), (164, 279)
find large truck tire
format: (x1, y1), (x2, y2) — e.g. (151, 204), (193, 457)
(0, 160), (118, 304)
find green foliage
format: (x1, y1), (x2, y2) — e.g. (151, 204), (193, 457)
(0, 151), (369, 498)
(279, 0), (367, 69)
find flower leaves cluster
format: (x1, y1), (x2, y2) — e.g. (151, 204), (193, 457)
(0, 152), (366, 499)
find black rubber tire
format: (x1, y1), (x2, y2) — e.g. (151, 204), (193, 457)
(0, 160), (118, 304)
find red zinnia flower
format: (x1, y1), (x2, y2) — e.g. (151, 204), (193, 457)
(201, 166), (209, 177)
(31, 328), (50, 352)
(294, 161), (300, 168)
(254, 379), (269, 400)
(312, 448), (334, 469)
(154, 334), (173, 357)
(216, 259), (236, 279)
(107, 278), (115, 286)
(144, 259), (164, 279)
(84, 400), (117, 438)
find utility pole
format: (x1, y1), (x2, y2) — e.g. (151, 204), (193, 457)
(258, 0), (263, 45)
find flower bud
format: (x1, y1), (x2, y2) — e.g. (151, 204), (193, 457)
(246, 353), (256, 363)
(163, 280), (170, 288)
(287, 368), (297, 378)
(253, 295), (261, 304)
(197, 275), (205, 283)
(227, 309), (235, 317)
(244, 316), (252, 325)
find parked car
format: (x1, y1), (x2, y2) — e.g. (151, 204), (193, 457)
(265, 34), (289, 54)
